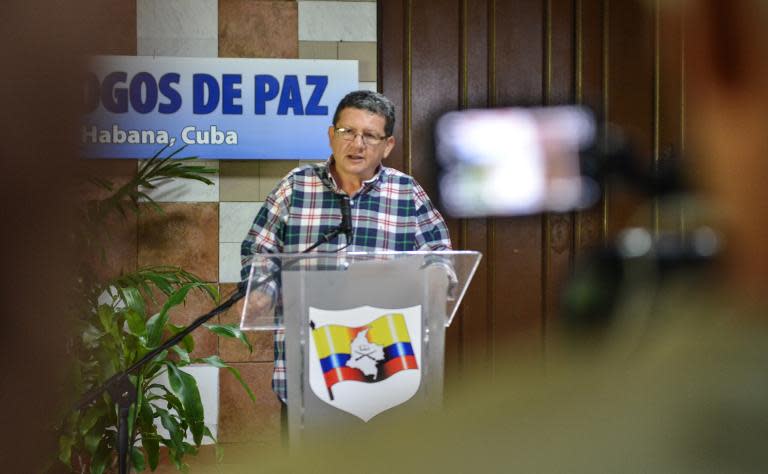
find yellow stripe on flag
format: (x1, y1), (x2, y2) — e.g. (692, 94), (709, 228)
(313, 325), (354, 358)
(368, 313), (411, 346)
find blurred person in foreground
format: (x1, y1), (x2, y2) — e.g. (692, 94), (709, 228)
(0, 1), (98, 471)
(217, 0), (768, 472)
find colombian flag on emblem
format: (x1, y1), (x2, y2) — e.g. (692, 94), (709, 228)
(311, 313), (419, 398)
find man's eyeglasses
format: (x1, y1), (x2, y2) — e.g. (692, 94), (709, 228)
(334, 127), (388, 146)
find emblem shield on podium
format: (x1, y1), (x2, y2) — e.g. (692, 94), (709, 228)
(307, 305), (422, 422)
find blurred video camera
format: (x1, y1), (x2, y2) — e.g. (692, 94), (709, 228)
(434, 106), (600, 218)
(433, 106), (716, 331)
(434, 105), (686, 218)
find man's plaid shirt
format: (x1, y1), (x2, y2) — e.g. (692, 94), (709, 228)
(240, 158), (452, 402)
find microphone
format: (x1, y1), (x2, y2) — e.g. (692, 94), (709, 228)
(301, 194), (354, 252)
(339, 195), (353, 242)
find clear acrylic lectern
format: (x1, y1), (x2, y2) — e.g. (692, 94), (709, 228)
(240, 251), (481, 445)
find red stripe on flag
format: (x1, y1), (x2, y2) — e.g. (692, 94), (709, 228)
(324, 367), (367, 388)
(383, 355), (418, 377)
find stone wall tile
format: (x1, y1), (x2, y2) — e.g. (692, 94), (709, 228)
(138, 202), (219, 282)
(140, 161), (220, 203)
(298, 1), (376, 42)
(219, 0), (298, 58)
(138, 37), (219, 57)
(338, 41), (376, 82)
(220, 201), (262, 243)
(258, 160), (299, 201)
(219, 242), (243, 283)
(218, 283), (275, 363)
(219, 161), (261, 201)
(218, 362), (281, 443)
(298, 40), (338, 59)
(138, 0), (218, 39)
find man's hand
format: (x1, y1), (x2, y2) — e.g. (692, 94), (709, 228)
(244, 289), (274, 316)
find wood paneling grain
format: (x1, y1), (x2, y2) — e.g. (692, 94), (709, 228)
(379, 0), (684, 378)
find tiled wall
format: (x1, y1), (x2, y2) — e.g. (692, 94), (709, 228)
(103, 0), (377, 462)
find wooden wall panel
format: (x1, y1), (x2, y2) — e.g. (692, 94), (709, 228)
(458, 0), (492, 379)
(544, 0), (577, 340)
(410, 0), (460, 200)
(575, 0), (606, 254)
(410, 0), (463, 383)
(379, 0), (406, 172)
(491, 0), (545, 359)
(658, 5), (685, 234)
(379, 0), (684, 380)
(606, 0), (656, 236)
(465, 0), (490, 109)
(446, 0), (492, 382)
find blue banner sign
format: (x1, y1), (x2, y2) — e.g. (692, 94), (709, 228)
(81, 56), (359, 159)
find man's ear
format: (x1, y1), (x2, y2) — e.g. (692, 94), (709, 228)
(328, 125), (335, 146)
(382, 135), (396, 159)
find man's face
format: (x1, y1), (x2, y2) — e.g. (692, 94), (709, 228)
(327, 107), (395, 182)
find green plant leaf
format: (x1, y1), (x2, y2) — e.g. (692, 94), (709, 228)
(125, 309), (147, 336)
(201, 425), (225, 463)
(82, 323), (104, 348)
(90, 439), (111, 474)
(97, 304), (117, 334)
(181, 441), (198, 456)
(169, 445), (185, 471)
(138, 395), (154, 431)
(140, 350), (169, 382)
(146, 282), (201, 348)
(142, 434), (161, 470)
(202, 425), (217, 445)
(131, 446), (147, 472)
(150, 389), (185, 419)
(204, 324), (253, 353)
(197, 355), (256, 403)
(156, 408), (183, 450)
(89, 176), (114, 192)
(79, 405), (106, 437)
(58, 434), (75, 466)
(84, 423), (104, 455)
(164, 282), (201, 312)
(172, 345), (191, 365)
(165, 363), (205, 445)
(144, 272), (173, 296)
(168, 323), (195, 354)
(119, 285), (146, 318)
(144, 312), (168, 349)
(197, 281), (220, 302)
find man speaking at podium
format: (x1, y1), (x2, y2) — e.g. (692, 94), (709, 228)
(240, 90), (452, 404)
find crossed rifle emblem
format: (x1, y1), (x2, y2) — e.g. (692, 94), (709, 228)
(354, 348), (378, 361)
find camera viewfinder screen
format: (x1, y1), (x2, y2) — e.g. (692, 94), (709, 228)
(435, 106), (599, 218)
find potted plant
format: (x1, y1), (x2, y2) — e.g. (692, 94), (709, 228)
(58, 147), (254, 473)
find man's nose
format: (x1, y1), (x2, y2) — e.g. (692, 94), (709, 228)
(350, 133), (366, 147)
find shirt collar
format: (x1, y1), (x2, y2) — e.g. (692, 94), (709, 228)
(318, 156), (385, 195)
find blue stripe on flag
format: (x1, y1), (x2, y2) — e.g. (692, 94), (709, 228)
(384, 342), (414, 360)
(320, 353), (351, 372)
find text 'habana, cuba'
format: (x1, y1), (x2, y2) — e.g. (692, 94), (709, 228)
(81, 125), (238, 146)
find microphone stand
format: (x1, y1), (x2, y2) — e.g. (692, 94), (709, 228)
(74, 220), (350, 474)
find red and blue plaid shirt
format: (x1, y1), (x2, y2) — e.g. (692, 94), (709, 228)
(241, 158), (452, 401)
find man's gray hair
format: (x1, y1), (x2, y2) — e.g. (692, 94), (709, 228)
(332, 90), (396, 137)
